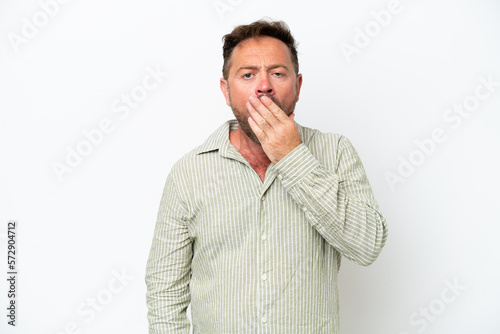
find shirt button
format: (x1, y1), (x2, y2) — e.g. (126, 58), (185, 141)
(277, 174), (283, 180)
(302, 207), (308, 212)
(261, 233), (267, 241)
(261, 273), (267, 281)
(261, 197), (265, 201)
(261, 315), (267, 323)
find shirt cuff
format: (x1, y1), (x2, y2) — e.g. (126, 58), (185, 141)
(273, 143), (320, 189)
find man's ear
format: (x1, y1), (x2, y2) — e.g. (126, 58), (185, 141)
(220, 78), (231, 106)
(295, 73), (303, 102)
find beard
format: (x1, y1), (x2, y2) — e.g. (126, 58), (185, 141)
(229, 92), (298, 145)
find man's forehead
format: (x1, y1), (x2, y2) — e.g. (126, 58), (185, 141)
(231, 36), (292, 65)
(234, 36), (288, 52)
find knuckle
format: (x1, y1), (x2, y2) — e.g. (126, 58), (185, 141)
(276, 127), (287, 137)
(262, 110), (273, 119)
(272, 107), (282, 115)
(257, 119), (269, 127)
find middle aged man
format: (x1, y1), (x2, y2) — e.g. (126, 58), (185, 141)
(146, 19), (388, 333)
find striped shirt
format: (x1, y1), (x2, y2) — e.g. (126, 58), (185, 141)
(146, 120), (388, 333)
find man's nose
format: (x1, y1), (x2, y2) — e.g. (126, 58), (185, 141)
(256, 75), (274, 96)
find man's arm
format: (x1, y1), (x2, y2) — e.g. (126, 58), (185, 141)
(274, 137), (388, 266)
(247, 96), (388, 265)
(145, 172), (192, 333)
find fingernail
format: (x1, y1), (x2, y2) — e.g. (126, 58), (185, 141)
(249, 96), (257, 102)
(260, 95), (269, 102)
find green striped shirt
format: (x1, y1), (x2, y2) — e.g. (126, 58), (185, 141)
(146, 120), (388, 333)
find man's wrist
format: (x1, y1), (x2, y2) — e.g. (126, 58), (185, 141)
(273, 143), (320, 188)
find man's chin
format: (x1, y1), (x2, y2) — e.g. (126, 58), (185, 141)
(233, 119), (261, 145)
(241, 127), (260, 145)
(247, 133), (261, 145)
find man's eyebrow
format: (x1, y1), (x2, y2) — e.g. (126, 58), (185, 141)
(236, 64), (290, 72)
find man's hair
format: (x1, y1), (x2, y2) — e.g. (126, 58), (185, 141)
(221, 19), (299, 80)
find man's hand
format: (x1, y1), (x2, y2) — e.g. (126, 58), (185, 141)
(247, 95), (302, 164)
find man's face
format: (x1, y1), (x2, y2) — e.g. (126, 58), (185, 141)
(220, 36), (303, 144)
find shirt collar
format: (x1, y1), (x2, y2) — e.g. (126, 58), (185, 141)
(196, 119), (306, 156)
(196, 120), (237, 156)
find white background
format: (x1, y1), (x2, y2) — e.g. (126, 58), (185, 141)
(1, 0), (499, 333)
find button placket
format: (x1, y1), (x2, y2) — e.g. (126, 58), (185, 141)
(258, 193), (271, 326)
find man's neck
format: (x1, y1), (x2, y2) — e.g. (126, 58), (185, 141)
(229, 127), (271, 167)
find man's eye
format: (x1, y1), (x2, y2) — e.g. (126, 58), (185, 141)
(243, 73), (253, 79)
(273, 72), (283, 77)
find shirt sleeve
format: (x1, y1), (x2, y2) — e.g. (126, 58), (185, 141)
(145, 172), (192, 333)
(273, 135), (388, 266)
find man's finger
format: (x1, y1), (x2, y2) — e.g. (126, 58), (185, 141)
(246, 101), (273, 132)
(247, 116), (267, 141)
(249, 96), (280, 126)
(258, 95), (289, 123)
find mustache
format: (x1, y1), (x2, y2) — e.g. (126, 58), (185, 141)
(257, 93), (290, 113)
(257, 93), (277, 104)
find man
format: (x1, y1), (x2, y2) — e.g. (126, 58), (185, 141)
(146, 19), (388, 333)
